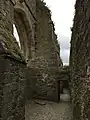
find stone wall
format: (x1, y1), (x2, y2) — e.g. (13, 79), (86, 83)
(59, 66), (70, 81)
(0, 0), (62, 119)
(28, 0), (62, 101)
(36, 0), (59, 67)
(25, 67), (37, 100)
(0, 0), (14, 33)
(0, 0), (36, 119)
(70, 0), (90, 119)
(0, 56), (26, 120)
(0, 53), (37, 120)
(28, 56), (60, 101)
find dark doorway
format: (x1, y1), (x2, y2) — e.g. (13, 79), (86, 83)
(57, 80), (60, 101)
(63, 80), (69, 89)
(57, 80), (70, 101)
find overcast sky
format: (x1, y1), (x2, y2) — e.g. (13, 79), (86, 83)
(44, 0), (76, 65)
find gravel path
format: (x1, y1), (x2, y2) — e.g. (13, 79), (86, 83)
(25, 100), (72, 120)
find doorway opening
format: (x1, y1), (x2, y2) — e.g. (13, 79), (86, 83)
(57, 80), (60, 101)
(57, 80), (70, 101)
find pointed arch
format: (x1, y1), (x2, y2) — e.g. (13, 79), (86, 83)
(14, 4), (34, 61)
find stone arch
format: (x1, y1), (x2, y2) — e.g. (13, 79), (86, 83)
(14, 4), (34, 61)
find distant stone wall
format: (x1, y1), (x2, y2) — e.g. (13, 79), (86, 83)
(28, 56), (59, 101)
(59, 66), (70, 81)
(70, 0), (90, 119)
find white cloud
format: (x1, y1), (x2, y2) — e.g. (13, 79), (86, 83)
(60, 49), (70, 65)
(44, 0), (76, 65)
(58, 35), (70, 65)
(58, 35), (70, 50)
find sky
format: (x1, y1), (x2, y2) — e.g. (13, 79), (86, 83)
(44, 0), (76, 65)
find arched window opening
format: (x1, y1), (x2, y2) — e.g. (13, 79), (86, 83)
(13, 24), (21, 49)
(14, 7), (34, 61)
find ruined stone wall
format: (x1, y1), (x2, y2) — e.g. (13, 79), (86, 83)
(0, 55), (37, 120)
(28, 0), (62, 101)
(0, 0), (37, 119)
(0, 56), (26, 120)
(0, 0), (14, 33)
(36, 1), (59, 67)
(59, 66), (70, 81)
(0, 0), (62, 119)
(36, 0), (62, 68)
(70, 0), (90, 119)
